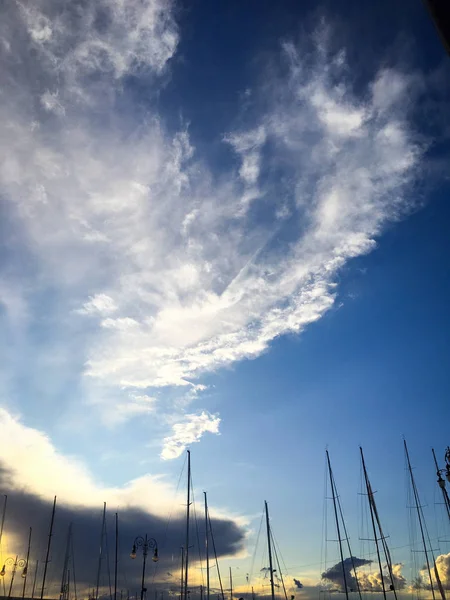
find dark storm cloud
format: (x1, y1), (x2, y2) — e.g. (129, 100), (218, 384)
(322, 557), (371, 592)
(0, 465), (245, 598)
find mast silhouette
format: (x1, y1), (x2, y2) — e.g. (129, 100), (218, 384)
(360, 447), (398, 600)
(432, 449), (450, 522)
(326, 451), (349, 600)
(183, 451), (191, 600)
(41, 496), (56, 600)
(204, 493), (210, 600)
(405, 441), (446, 600)
(264, 502), (276, 600)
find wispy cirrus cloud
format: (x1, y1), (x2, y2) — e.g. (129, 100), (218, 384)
(0, 3), (427, 455)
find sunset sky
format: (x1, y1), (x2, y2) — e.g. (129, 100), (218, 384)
(0, 0), (450, 598)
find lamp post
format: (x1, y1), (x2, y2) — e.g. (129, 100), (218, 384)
(0, 556), (27, 598)
(130, 535), (158, 600)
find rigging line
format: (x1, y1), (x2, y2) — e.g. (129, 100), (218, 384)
(360, 448), (388, 600)
(161, 453), (188, 551)
(326, 451), (349, 600)
(270, 527), (289, 576)
(191, 477), (205, 589)
(248, 510), (265, 591)
(151, 453), (188, 589)
(208, 511), (225, 600)
(334, 469), (362, 600)
(320, 453), (328, 588)
(270, 530), (288, 600)
(405, 441), (440, 600)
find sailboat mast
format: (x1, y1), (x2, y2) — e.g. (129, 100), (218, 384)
(326, 451), (349, 600)
(23, 527), (32, 598)
(60, 524), (72, 600)
(0, 495), (7, 549)
(41, 495), (56, 600)
(404, 441), (437, 600)
(360, 448), (387, 600)
(96, 502), (107, 600)
(264, 501), (276, 600)
(229, 567), (233, 600)
(204, 492), (210, 600)
(184, 451), (191, 600)
(432, 449), (450, 521)
(114, 513), (119, 600)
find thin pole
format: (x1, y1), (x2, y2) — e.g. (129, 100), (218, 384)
(140, 536), (148, 600)
(404, 441), (437, 600)
(60, 524), (72, 600)
(204, 493), (210, 600)
(432, 448), (450, 521)
(264, 502), (275, 600)
(0, 495), (7, 548)
(96, 502), (107, 600)
(41, 495), (57, 600)
(184, 451), (191, 600)
(326, 451), (349, 600)
(229, 568), (233, 600)
(23, 527), (32, 598)
(360, 448), (387, 600)
(251, 588), (255, 600)
(114, 513), (119, 600)
(32, 561), (39, 599)
(9, 555), (18, 597)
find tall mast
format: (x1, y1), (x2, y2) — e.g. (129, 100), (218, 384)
(0, 495), (7, 549)
(114, 513), (119, 600)
(60, 524), (73, 600)
(96, 502), (107, 600)
(41, 495), (57, 600)
(404, 441), (444, 600)
(23, 527), (32, 598)
(204, 493), (210, 600)
(360, 448), (398, 600)
(229, 567), (233, 600)
(360, 448), (387, 600)
(326, 451), (349, 600)
(264, 501), (276, 600)
(432, 449), (450, 521)
(184, 451), (191, 600)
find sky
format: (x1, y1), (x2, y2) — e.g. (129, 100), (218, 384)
(0, 0), (450, 598)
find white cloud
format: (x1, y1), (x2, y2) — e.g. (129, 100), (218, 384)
(161, 412), (221, 460)
(77, 293), (118, 316)
(0, 6), (427, 452)
(0, 407), (177, 515)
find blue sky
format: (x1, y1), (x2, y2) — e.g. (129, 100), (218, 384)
(0, 0), (450, 597)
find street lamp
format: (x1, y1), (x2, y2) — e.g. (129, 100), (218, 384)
(130, 535), (158, 600)
(0, 556), (27, 598)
